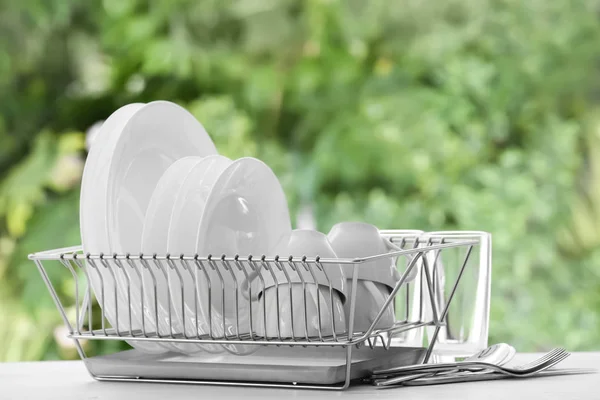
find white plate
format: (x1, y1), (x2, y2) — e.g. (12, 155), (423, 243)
(164, 155), (232, 354)
(88, 101), (216, 353)
(140, 156), (205, 353)
(80, 103), (167, 353)
(106, 101), (217, 253)
(194, 157), (292, 354)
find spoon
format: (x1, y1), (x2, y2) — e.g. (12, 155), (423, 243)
(374, 343), (516, 386)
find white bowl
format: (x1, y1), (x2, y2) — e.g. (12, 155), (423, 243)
(327, 222), (401, 288)
(327, 222), (402, 333)
(346, 280), (395, 333)
(253, 229), (347, 338)
(257, 229), (346, 296)
(254, 284), (346, 339)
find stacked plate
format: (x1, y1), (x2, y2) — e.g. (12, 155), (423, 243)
(81, 101), (405, 356)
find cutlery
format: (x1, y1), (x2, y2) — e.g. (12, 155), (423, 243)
(371, 343), (515, 383)
(372, 347), (563, 377)
(400, 367), (597, 386)
(373, 348), (568, 386)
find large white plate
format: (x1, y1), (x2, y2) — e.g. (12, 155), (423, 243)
(106, 101), (217, 253)
(194, 157), (292, 354)
(83, 101), (217, 353)
(166, 155), (232, 354)
(80, 103), (166, 353)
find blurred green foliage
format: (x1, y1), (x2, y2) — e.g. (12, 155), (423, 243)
(2, 0), (600, 361)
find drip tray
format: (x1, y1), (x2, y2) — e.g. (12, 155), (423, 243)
(86, 345), (426, 385)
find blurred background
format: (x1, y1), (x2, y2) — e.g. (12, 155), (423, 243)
(2, 0), (600, 361)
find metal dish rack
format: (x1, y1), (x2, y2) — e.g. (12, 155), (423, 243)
(29, 231), (481, 390)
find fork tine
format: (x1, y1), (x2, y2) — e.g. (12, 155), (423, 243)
(478, 351), (569, 378)
(535, 352), (570, 373)
(532, 348), (563, 361)
(514, 350), (569, 376)
(516, 348), (565, 370)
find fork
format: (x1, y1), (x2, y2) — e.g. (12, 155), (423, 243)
(372, 348), (565, 377)
(371, 343), (516, 382)
(373, 348), (568, 386)
(402, 367), (597, 387)
(374, 349), (569, 386)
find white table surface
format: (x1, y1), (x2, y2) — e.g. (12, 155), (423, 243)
(0, 352), (597, 400)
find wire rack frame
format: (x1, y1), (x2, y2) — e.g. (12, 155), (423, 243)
(29, 231), (481, 390)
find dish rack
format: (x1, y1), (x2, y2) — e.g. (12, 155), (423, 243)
(29, 231), (482, 390)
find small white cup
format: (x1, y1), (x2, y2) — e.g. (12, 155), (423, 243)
(255, 284), (346, 339)
(253, 229), (346, 338)
(327, 222), (402, 333)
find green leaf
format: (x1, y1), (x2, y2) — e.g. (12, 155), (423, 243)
(10, 189), (80, 312)
(0, 132), (56, 237)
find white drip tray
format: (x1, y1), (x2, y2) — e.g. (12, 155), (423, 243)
(86, 345), (426, 385)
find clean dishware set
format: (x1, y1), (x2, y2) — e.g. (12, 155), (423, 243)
(29, 101), (520, 390)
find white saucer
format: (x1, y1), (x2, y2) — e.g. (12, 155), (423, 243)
(165, 155), (232, 354)
(141, 156), (205, 353)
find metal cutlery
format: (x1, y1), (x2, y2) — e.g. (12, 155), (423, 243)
(371, 343), (516, 384)
(372, 343), (517, 381)
(400, 367), (598, 386)
(372, 348), (570, 387)
(372, 347), (564, 377)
